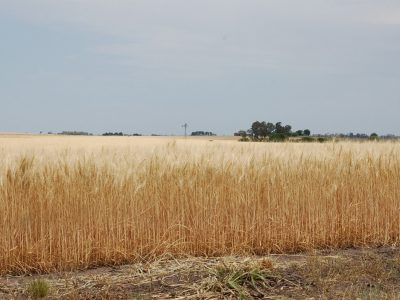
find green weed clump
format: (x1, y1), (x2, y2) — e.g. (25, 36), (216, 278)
(27, 279), (50, 298)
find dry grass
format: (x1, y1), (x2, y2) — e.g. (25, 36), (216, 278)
(0, 135), (400, 274)
(1, 249), (400, 299)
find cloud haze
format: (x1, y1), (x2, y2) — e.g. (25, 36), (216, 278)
(1, 0), (399, 135)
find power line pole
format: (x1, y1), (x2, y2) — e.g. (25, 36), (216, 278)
(182, 123), (188, 138)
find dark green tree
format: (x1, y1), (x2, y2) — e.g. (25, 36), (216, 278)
(275, 122), (284, 134)
(295, 130), (304, 136)
(237, 130), (247, 137)
(284, 125), (292, 134)
(266, 122), (275, 135)
(250, 121), (262, 139)
(251, 121), (265, 140)
(259, 121), (269, 139)
(370, 133), (379, 140)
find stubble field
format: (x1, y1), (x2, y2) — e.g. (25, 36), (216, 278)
(1, 134), (400, 277)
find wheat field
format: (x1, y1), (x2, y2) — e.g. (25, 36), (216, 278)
(0, 135), (399, 274)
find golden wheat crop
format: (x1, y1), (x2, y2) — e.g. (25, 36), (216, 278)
(0, 135), (399, 274)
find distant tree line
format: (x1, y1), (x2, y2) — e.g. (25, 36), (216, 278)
(101, 132), (143, 136)
(48, 127), (396, 141)
(331, 133), (379, 139)
(59, 131), (93, 136)
(191, 131), (216, 136)
(235, 121), (311, 142)
(379, 134), (399, 140)
(235, 121), (393, 142)
(312, 132), (387, 140)
(102, 132), (124, 136)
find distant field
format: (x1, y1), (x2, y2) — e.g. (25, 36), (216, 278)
(0, 134), (399, 274)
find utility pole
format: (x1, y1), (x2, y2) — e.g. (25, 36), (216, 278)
(182, 123), (188, 138)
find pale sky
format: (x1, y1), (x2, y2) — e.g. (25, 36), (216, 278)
(1, 0), (399, 135)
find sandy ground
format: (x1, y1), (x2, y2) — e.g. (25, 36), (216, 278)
(1, 247), (400, 299)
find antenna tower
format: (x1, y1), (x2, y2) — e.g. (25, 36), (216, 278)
(182, 123), (188, 138)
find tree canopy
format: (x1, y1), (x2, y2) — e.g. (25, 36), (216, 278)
(235, 121), (312, 142)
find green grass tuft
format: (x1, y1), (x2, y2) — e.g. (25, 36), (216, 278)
(27, 279), (50, 298)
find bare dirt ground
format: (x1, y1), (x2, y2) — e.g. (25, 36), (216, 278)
(1, 247), (400, 299)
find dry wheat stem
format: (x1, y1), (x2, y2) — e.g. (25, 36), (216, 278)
(0, 136), (399, 274)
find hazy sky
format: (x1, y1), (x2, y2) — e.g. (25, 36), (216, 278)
(1, 0), (399, 135)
